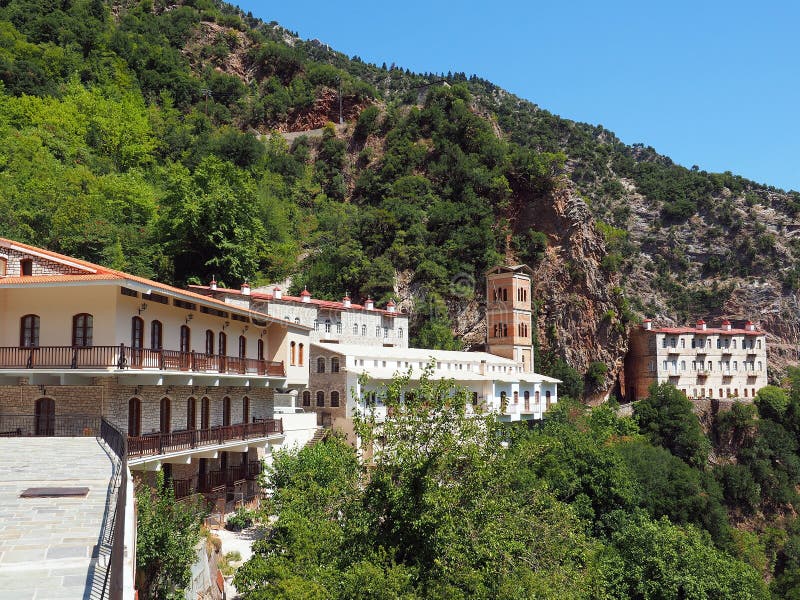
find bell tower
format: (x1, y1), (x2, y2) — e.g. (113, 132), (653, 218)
(486, 265), (534, 372)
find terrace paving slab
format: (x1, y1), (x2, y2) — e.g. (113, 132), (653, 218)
(0, 437), (114, 600)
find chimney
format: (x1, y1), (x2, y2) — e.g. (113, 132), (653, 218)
(241, 281), (250, 296)
(273, 286), (283, 300)
(365, 296), (374, 310)
(745, 320), (755, 332)
(696, 319), (706, 331)
(721, 319), (732, 331)
(642, 318), (652, 331)
(300, 287), (311, 303)
(386, 299), (396, 313)
(210, 276), (217, 291)
(342, 293), (351, 308)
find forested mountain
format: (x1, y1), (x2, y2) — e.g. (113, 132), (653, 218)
(1, 0), (798, 398)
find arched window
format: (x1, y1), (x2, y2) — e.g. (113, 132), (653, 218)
(290, 341), (296, 366)
(398, 328), (403, 339)
(238, 335), (246, 359)
(218, 332), (227, 355)
(316, 391), (325, 407)
(179, 325), (191, 353)
(151, 320), (163, 350)
(757, 339), (762, 349)
(314, 319), (320, 331)
(205, 330), (214, 355)
(317, 357), (325, 373)
(20, 314), (40, 348)
(336, 321), (342, 334)
(330, 391), (340, 407)
(131, 316), (144, 349)
(295, 317), (300, 324)
(325, 319), (331, 333)
(186, 397), (196, 430)
(353, 323), (359, 335)
(376, 325), (381, 337)
(242, 397), (250, 423)
(201, 397), (210, 429)
(223, 397), (231, 426)
(502, 323), (508, 337)
(298, 343), (304, 366)
(535, 390), (540, 404)
(35, 397), (54, 436)
(302, 391), (311, 407)
(160, 397), (171, 433)
(20, 258), (33, 276)
(72, 313), (93, 347)
(257, 338), (264, 360)
(362, 325), (367, 336)
(331, 357), (340, 373)
(128, 398), (141, 437)
(545, 390), (551, 408)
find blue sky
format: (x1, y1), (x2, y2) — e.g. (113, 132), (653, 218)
(236, 1), (800, 191)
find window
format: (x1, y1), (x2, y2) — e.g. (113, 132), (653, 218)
(242, 397), (250, 423)
(376, 325), (381, 336)
(398, 328), (403, 339)
(302, 391), (311, 407)
(680, 338), (685, 348)
(503, 323), (508, 337)
(186, 397), (196, 430)
(151, 320), (163, 350)
(330, 391), (340, 407)
(680, 360), (686, 371)
(201, 397), (210, 429)
(238, 335), (246, 359)
(0, 257), (6, 276)
(384, 327), (389, 338)
(160, 397), (171, 433)
(72, 313), (93, 347)
(502, 288), (508, 302)
(744, 389), (748, 398)
(317, 357), (326, 373)
(298, 343), (304, 366)
(325, 319), (331, 333)
(662, 338), (667, 348)
(128, 398), (141, 437)
(20, 314), (40, 348)
(362, 325), (367, 336)
(336, 321), (342, 334)
(314, 319), (320, 331)
(353, 323), (359, 335)
(223, 397), (231, 426)
(513, 391), (519, 403)
(294, 317), (300, 324)
(732, 339), (737, 349)
(218, 332), (227, 356)
(757, 339), (762, 349)
(20, 258), (32, 276)
(290, 341), (296, 366)
(545, 390), (551, 408)
(205, 330), (214, 355)
(331, 357), (340, 373)
(180, 325), (191, 353)
(316, 391), (325, 407)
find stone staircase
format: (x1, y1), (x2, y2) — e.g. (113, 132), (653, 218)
(305, 428), (327, 448)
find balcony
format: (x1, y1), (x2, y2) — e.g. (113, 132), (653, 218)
(0, 345), (285, 377)
(127, 419), (283, 458)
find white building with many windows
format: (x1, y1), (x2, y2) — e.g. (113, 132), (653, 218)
(624, 318), (768, 402)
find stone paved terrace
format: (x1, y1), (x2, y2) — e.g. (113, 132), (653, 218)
(0, 437), (114, 600)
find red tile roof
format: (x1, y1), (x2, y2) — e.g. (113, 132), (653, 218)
(648, 326), (763, 336)
(188, 285), (401, 316)
(0, 237), (309, 330)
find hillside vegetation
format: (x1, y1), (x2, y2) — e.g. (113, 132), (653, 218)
(0, 0), (798, 393)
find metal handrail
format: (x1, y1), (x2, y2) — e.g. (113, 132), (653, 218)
(0, 345), (285, 377)
(127, 419), (283, 457)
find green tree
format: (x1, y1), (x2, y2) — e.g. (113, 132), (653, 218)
(136, 472), (204, 600)
(600, 514), (768, 599)
(634, 383), (710, 468)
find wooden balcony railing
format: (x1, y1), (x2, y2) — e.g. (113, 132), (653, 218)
(0, 345), (285, 377)
(127, 419), (283, 458)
